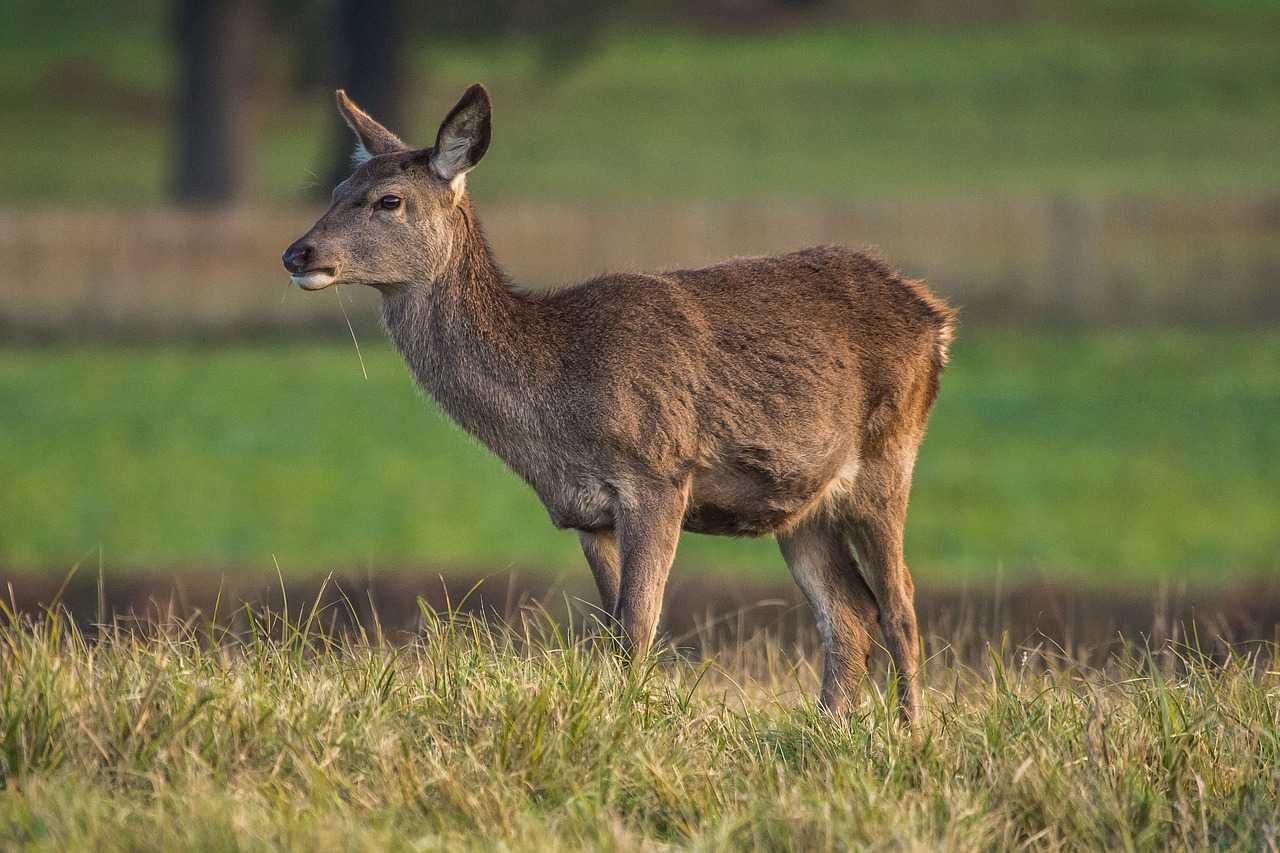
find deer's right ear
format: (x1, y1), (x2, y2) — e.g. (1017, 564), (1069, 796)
(428, 84), (492, 190)
(336, 89), (407, 165)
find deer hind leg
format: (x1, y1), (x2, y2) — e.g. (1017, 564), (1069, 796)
(613, 485), (688, 659)
(577, 529), (620, 617)
(847, 450), (923, 725)
(778, 517), (880, 716)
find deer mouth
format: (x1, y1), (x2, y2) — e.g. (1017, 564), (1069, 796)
(291, 268), (338, 291)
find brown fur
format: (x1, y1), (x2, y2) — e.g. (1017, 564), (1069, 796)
(283, 85), (954, 722)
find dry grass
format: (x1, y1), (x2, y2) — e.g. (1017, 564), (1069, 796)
(3, 196), (1278, 341)
(1, 591), (1277, 851)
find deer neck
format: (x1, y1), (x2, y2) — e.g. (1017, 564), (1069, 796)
(380, 205), (559, 481)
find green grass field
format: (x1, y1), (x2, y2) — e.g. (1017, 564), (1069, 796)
(1, 330), (1276, 587)
(4, 4), (1280, 202)
(1, 602), (1277, 850)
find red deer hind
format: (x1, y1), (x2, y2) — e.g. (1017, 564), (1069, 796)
(283, 84), (954, 722)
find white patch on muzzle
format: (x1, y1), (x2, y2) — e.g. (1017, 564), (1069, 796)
(291, 271), (337, 291)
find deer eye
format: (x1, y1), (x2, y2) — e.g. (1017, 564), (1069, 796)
(378, 195), (402, 210)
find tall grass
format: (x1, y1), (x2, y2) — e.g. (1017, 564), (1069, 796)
(1, 594), (1276, 850)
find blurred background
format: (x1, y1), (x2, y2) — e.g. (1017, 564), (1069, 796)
(1, 0), (1277, 637)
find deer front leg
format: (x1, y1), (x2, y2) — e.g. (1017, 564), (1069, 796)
(612, 486), (688, 658)
(577, 529), (620, 616)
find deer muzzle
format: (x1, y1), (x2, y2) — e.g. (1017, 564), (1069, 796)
(282, 240), (338, 290)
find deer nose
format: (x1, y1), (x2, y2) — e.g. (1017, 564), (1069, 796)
(282, 242), (313, 274)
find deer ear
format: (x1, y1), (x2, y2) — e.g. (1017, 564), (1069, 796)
(335, 89), (406, 165)
(428, 84), (491, 189)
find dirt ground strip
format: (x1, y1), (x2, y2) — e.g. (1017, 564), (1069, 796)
(4, 567), (1278, 663)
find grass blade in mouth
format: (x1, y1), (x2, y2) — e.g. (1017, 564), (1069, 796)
(334, 284), (368, 381)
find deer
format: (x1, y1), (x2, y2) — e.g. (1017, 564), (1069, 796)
(282, 84), (954, 722)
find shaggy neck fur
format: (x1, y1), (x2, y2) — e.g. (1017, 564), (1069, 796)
(379, 202), (560, 485)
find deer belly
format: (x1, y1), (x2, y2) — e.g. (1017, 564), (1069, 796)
(681, 503), (799, 536)
(683, 465), (834, 537)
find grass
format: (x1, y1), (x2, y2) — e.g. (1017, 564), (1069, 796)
(0, 598), (1277, 850)
(3, 5), (1280, 201)
(1, 330), (1278, 586)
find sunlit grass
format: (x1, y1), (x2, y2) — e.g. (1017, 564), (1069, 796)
(0, 595), (1276, 850)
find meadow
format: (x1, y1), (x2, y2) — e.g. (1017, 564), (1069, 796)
(4, 3), (1280, 203)
(1, 599), (1277, 851)
(4, 5), (1278, 849)
(2, 329), (1277, 587)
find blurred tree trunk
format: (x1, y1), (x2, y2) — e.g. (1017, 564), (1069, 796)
(172, 0), (255, 205)
(327, 0), (404, 188)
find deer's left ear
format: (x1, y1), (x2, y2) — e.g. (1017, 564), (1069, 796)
(428, 84), (491, 190)
(336, 89), (407, 165)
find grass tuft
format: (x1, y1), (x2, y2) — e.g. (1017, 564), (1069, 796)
(0, 595), (1276, 850)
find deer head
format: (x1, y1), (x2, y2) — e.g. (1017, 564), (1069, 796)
(282, 84), (492, 291)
